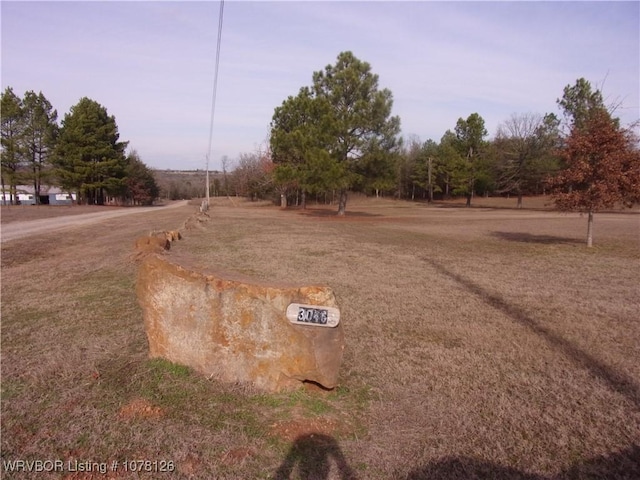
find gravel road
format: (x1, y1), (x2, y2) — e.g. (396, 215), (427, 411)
(0, 200), (190, 243)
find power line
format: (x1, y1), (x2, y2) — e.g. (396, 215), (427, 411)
(205, 0), (225, 207)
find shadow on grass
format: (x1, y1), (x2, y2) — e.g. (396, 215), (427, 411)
(425, 259), (640, 409)
(491, 231), (583, 245)
(274, 433), (357, 480)
(406, 456), (542, 479)
(431, 202), (552, 212)
(297, 208), (381, 218)
(406, 443), (640, 479)
(431, 202), (482, 210)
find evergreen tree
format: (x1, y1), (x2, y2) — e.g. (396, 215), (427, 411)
(422, 139), (441, 202)
(124, 150), (159, 205)
(54, 97), (128, 205)
(453, 113), (488, 207)
(438, 130), (466, 200)
(270, 87), (336, 208)
(271, 51), (401, 214)
(558, 77), (614, 131)
(1, 87), (24, 205)
(22, 91), (58, 204)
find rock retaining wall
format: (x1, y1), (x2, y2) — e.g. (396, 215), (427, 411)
(135, 213), (344, 392)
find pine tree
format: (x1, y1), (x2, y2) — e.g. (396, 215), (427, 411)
(271, 51), (400, 214)
(22, 91), (58, 204)
(1, 87), (24, 205)
(54, 98), (128, 205)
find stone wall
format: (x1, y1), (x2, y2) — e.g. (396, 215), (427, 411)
(135, 220), (344, 392)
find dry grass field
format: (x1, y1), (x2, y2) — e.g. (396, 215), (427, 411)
(1, 197), (639, 479)
(1, 204), (127, 224)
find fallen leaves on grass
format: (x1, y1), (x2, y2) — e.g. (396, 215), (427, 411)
(117, 398), (164, 420)
(220, 447), (255, 466)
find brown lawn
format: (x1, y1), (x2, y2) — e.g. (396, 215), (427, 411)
(1, 196), (639, 479)
(1, 204), (129, 224)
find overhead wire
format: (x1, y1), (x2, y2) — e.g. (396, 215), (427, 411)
(205, 0), (225, 206)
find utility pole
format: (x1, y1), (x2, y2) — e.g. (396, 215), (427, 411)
(206, 155), (210, 207)
(204, 0), (225, 212)
(427, 156), (433, 203)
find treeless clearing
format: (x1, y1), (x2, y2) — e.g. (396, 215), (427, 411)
(1, 197), (638, 479)
(0, 202), (188, 243)
(0, 201), (183, 225)
(1, 204), (126, 223)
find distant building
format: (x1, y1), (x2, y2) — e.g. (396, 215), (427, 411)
(3, 185), (76, 206)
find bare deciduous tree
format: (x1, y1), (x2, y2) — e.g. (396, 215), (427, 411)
(494, 112), (560, 208)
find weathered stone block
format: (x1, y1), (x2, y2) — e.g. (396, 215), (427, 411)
(134, 235), (171, 253)
(136, 253), (345, 392)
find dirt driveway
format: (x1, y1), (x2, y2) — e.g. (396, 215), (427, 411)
(0, 200), (189, 243)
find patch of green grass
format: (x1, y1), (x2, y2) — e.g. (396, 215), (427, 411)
(74, 432), (90, 449)
(1, 306), (51, 328)
(138, 359), (207, 409)
(233, 410), (266, 438)
(251, 393), (287, 408)
(287, 390), (334, 416)
(111, 359), (279, 441)
(329, 382), (374, 411)
(305, 396), (333, 416)
(147, 358), (192, 378)
(214, 391), (242, 404)
(261, 388), (337, 417)
(0, 380), (26, 403)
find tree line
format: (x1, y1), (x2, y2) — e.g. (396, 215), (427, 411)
(234, 51), (638, 246)
(1, 89), (158, 205)
(5, 51), (637, 246)
(265, 53), (638, 212)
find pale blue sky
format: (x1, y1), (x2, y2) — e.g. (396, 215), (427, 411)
(2, 1), (639, 171)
